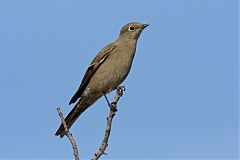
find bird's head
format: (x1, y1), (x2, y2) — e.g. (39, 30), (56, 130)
(119, 22), (149, 40)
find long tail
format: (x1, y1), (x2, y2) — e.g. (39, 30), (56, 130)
(55, 100), (89, 138)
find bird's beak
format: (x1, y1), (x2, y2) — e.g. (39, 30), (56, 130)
(142, 23), (150, 29)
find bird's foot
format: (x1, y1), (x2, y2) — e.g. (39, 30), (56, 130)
(104, 86), (126, 112)
(117, 86), (126, 97)
(110, 102), (118, 112)
(104, 95), (117, 112)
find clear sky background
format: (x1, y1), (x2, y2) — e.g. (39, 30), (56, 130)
(0, 0), (238, 159)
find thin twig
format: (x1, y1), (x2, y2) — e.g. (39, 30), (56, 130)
(92, 86), (125, 160)
(57, 107), (80, 160)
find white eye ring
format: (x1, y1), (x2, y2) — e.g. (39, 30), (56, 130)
(128, 26), (135, 31)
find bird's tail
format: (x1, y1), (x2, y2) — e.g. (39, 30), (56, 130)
(55, 100), (89, 138)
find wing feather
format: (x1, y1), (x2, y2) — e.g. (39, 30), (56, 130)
(69, 43), (116, 104)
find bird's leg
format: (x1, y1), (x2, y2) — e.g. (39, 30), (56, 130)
(116, 86), (126, 96)
(104, 94), (111, 106)
(109, 86), (126, 111)
(104, 94), (117, 111)
(104, 94), (117, 112)
(104, 86), (126, 112)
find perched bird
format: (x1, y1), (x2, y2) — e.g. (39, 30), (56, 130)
(55, 22), (149, 138)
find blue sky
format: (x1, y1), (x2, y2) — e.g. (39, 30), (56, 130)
(0, 0), (238, 159)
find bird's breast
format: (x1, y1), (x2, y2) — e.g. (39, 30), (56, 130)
(88, 46), (136, 95)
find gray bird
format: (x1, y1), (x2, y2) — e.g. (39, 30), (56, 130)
(55, 22), (149, 138)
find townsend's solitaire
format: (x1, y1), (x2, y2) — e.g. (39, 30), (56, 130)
(55, 22), (149, 138)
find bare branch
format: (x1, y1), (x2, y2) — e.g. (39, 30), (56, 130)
(92, 86), (125, 160)
(57, 107), (80, 160)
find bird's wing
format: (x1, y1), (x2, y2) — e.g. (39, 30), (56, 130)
(69, 43), (116, 105)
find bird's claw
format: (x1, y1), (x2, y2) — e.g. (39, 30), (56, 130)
(117, 86), (126, 91)
(110, 102), (118, 112)
(117, 86), (126, 96)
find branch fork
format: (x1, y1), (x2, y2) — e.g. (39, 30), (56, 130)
(56, 86), (125, 160)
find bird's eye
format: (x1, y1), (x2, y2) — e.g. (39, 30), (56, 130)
(128, 26), (135, 31)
